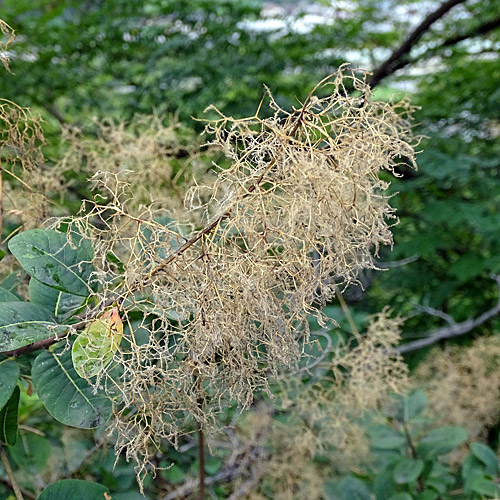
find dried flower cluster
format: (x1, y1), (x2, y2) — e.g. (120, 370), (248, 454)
(415, 335), (500, 463)
(194, 312), (408, 500)
(0, 99), (51, 237)
(0, 20), (14, 72)
(58, 116), (207, 216)
(55, 67), (418, 481)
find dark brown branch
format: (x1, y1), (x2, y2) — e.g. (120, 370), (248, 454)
(369, 0), (466, 88)
(385, 14), (500, 79)
(397, 275), (500, 354)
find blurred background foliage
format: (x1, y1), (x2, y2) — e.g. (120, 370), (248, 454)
(1, 0), (500, 498)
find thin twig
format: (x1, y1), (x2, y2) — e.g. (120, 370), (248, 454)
(397, 275), (500, 354)
(0, 446), (24, 500)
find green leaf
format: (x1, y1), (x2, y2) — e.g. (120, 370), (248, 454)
(0, 302), (66, 351)
(368, 425), (406, 450)
(403, 390), (428, 420)
(9, 433), (51, 473)
(462, 453), (487, 484)
(163, 464), (186, 484)
(0, 360), (19, 409)
(32, 348), (112, 429)
(470, 442), (499, 476)
(72, 307), (123, 379)
(29, 278), (85, 321)
(393, 458), (424, 484)
(8, 229), (95, 296)
(415, 491), (438, 500)
(416, 426), (467, 459)
(389, 494), (413, 500)
(0, 386), (19, 446)
(374, 469), (397, 500)
(325, 476), (371, 500)
(37, 479), (109, 500)
(470, 476), (500, 497)
(0, 286), (20, 302)
(0, 249), (6, 261)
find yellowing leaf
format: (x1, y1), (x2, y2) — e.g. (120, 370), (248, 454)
(72, 307), (123, 379)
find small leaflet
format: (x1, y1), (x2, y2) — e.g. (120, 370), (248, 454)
(72, 307), (123, 379)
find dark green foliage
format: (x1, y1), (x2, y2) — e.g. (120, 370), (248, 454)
(0, 386), (19, 445)
(327, 391), (500, 500)
(8, 229), (95, 297)
(36, 479), (109, 500)
(32, 347), (112, 429)
(0, 360), (19, 409)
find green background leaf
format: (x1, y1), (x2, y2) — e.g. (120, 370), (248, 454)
(417, 427), (467, 459)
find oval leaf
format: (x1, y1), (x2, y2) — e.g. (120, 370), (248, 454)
(0, 386), (20, 446)
(0, 360), (20, 409)
(72, 307), (123, 379)
(470, 442), (499, 476)
(32, 348), (112, 429)
(417, 426), (467, 460)
(8, 229), (95, 296)
(29, 278), (85, 321)
(368, 425), (406, 450)
(0, 302), (65, 351)
(393, 458), (424, 484)
(37, 479), (109, 500)
(0, 286), (20, 302)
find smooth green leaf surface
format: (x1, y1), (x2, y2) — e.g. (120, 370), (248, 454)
(32, 348), (112, 429)
(389, 494), (413, 500)
(393, 458), (424, 484)
(9, 433), (51, 473)
(368, 425), (406, 450)
(29, 278), (85, 321)
(0, 360), (19, 409)
(415, 491), (438, 500)
(416, 426), (467, 459)
(0, 287), (20, 302)
(470, 476), (500, 497)
(0, 302), (65, 351)
(0, 386), (19, 446)
(470, 442), (499, 476)
(37, 479), (109, 500)
(8, 229), (95, 296)
(325, 476), (371, 500)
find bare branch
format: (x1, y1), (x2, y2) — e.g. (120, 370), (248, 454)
(414, 303), (457, 326)
(397, 275), (500, 354)
(369, 0), (466, 88)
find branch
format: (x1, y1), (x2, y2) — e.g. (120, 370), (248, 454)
(397, 275), (500, 354)
(369, 0), (466, 88)
(0, 295), (119, 358)
(385, 14), (500, 79)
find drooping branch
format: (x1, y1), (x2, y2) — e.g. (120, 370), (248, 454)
(369, 0), (466, 88)
(397, 275), (500, 354)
